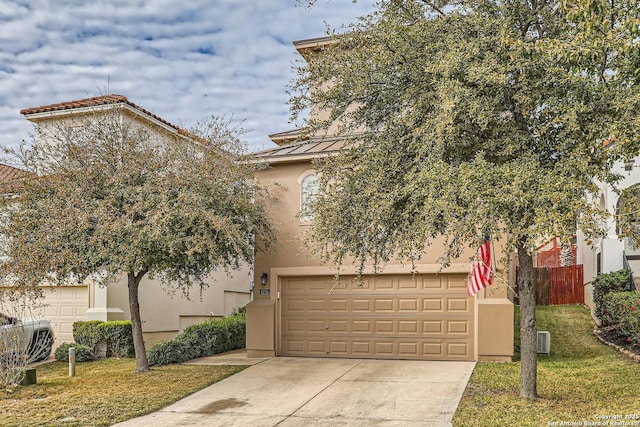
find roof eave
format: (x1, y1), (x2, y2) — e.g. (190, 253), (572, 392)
(293, 36), (335, 57)
(23, 102), (194, 142)
(249, 151), (339, 165)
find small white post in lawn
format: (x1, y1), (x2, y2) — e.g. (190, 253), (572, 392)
(69, 347), (76, 377)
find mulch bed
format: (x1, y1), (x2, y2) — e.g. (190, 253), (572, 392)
(593, 325), (640, 363)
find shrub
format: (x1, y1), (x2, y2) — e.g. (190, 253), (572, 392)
(592, 270), (632, 324)
(73, 320), (103, 349)
(602, 292), (640, 345)
(54, 343), (95, 362)
(147, 314), (246, 366)
(143, 340), (185, 366)
(73, 320), (134, 358)
(99, 321), (134, 358)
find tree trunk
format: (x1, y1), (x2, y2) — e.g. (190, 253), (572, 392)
(128, 270), (149, 373)
(517, 242), (538, 399)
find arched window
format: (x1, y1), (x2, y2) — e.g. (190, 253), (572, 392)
(300, 173), (319, 222)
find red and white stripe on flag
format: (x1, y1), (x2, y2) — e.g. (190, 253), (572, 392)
(467, 238), (493, 297)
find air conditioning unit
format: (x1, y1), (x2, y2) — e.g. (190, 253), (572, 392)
(537, 331), (550, 354)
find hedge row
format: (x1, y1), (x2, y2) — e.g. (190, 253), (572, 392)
(73, 320), (135, 358)
(592, 269), (632, 324)
(602, 292), (640, 345)
(593, 269), (640, 345)
(147, 314), (246, 366)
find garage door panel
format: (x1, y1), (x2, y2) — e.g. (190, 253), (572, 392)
(423, 342), (444, 356)
(286, 340), (305, 353)
(285, 319), (305, 332)
(281, 275), (474, 361)
(352, 341), (371, 354)
(374, 341), (394, 355)
(330, 299), (348, 311)
(423, 299), (443, 312)
(373, 277), (394, 290)
(373, 299), (394, 311)
(330, 320), (348, 332)
(447, 320), (470, 334)
(353, 320), (371, 332)
(308, 299), (326, 311)
(286, 298), (306, 311)
(422, 276), (443, 289)
(448, 342), (471, 358)
(398, 299), (418, 311)
(308, 279), (329, 291)
(398, 277), (419, 289)
(423, 320), (443, 333)
(308, 341), (325, 354)
(447, 298), (471, 312)
(373, 320), (394, 333)
(399, 320), (418, 333)
(329, 341), (348, 354)
(308, 320), (326, 332)
(352, 299), (371, 311)
(399, 342), (418, 356)
(446, 276), (468, 290)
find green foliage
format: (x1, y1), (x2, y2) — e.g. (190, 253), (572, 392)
(54, 343), (95, 362)
(73, 320), (134, 358)
(602, 291), (640, 344)
(591, 270), (632, 324)
(147, 314), (246, 366)
(290, 0), (640, 269)
(72, 320), (103, 350)
(292, 0), (640, 399)
(98, 321), (135, 358)
(0, 111), (275, 290)
(0, 105), (275, 372)
(232, 305), (247, 317)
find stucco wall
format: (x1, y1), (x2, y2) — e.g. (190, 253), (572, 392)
(104, 267), (251, 334)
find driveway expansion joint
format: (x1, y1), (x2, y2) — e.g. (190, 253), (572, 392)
(273, 359), (365, 425)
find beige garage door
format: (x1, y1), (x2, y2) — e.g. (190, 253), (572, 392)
(281, 274), (474, 360)
(41, 286), (89, 348)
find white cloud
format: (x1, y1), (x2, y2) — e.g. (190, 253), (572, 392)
(0, 0), (376, 157)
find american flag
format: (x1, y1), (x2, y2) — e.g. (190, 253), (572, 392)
(468, 237), (493, 297)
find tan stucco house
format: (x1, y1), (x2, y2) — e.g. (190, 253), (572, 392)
(10, 95), (252, 348)
(245, 37), (514, 362)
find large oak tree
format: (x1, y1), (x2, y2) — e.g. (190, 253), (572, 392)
(0, 106), (275, 372)
(292, 0), (640, 398)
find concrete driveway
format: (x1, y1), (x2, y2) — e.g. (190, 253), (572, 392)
(112, 356), (475, 427)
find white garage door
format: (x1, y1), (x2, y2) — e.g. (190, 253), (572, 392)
(281, 274), (474, 360)
(41, 286), (89, 348)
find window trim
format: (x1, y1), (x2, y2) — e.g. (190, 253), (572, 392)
(298, 170), (319, 224)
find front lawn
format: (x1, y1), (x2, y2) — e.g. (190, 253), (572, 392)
(0, 359), (244, 427)
(454, 305), (640, 426)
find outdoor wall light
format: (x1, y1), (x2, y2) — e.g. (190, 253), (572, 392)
(260, 272), (268, 286)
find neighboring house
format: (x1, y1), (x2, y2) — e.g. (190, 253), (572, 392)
(577, 148), (640, 311)
(535, 236), (577, 268)
(245, 37), (514, 362)
(8, 95), (252, 348)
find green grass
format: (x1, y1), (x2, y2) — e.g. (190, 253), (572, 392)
(453, 305), (640, 426)
(0, 359), (245, 427)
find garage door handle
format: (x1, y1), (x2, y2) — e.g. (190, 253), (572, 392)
(324, 323), (329, 330)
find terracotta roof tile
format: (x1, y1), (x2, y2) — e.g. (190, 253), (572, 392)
(20, 94), (194, 139)
(0, 163), (31, 183)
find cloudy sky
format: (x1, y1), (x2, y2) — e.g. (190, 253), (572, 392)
(0, 0), (375, 156)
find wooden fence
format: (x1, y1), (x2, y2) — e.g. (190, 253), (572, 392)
(534, 265), (584, 305)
